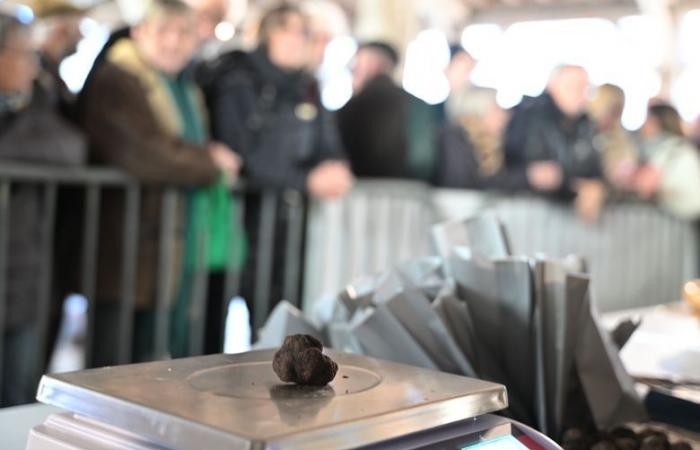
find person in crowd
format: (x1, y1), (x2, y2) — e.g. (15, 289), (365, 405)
(687, 115), (700, 151)
(634, 103), (700, 219)
(505, 65), (601, 183)
(185, 0), (228, 45)
(443, 43), (476, 124)
(337, 40), (441, 180)
(202, 3), (351, 195)
(30, 3), (91, 355)
(588, 83), (638, 190)
(301, 0), (349, 72)
(80, 0), (230, 114)
(0, 13), (85, 406)
(28, 0), (86, 118)
(435, 87), (571, 192)
(79, 0), (241, 365)
(504, 65), (606, 222)
(200, 3), (351, 338)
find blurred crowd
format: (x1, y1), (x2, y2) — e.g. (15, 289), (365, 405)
(2, 0), (700, 406)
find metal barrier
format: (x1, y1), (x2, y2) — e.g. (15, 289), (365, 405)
(0, 163), (307, 405)
(303, 182), (700, 315)
(1, 166), (698, 405)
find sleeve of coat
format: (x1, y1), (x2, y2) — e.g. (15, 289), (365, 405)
(655, 145), (700, 220)
(83, 65), (219, 186)
(0, 110), (86, 166)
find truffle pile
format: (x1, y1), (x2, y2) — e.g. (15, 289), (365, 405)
(562, 426), (693, 450)
(272, 335), (338, 386)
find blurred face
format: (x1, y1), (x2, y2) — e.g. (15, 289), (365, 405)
(307, 25), (331, 71)
(483, 101), (508, 135)
(0, 30), (39, 95)
(549, 67), (590, 117)
(184, 0), (227, 44)
(446, 52), (476, 91)
(132, 12), (198, 75)
(53, 15), (84, 60)
(267, 13), (310, 71)
(351, 48), (392, 93)
(640, 114), (660, 139)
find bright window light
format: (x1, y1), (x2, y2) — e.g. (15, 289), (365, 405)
(215, 22), (236, 42)
(458, 17), (662, 129)
(319, 36), (356, 111)
(461, 24), (502, 60)
(674, 10), (700, 122)
(59, 18), (110, 93)
(402, 29), (450, 105)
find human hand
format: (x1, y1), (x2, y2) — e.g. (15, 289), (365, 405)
(208, 142), (241, 179)
(607, 159), (638, 191)
(634, 164), (662, 199)
(574, 179), (608, 224)
(307, 161), (354, 199)
(527, 161), (563, 192)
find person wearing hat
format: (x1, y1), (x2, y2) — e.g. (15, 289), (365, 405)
(29, 0), (86, 118)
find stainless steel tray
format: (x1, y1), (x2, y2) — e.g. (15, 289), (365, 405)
(37, 350), (507, 450)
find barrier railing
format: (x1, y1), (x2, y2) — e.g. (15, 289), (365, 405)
(0, 162), (306, 405)
(304, 182), (700, 315)
(1, 164), (697, 405)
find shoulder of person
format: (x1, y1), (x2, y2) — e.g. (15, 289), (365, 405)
(198, 50), (257, 89)
(89, 59), (140, 92)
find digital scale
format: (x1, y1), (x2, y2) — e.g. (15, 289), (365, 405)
(27, 350), (560, 450)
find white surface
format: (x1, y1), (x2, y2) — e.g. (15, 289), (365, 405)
(0, 403), (63, 450)
(617, 303), (700, 384)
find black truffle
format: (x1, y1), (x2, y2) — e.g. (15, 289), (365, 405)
(273, 334), (338, 386)
(670, 443), (692, 450)
(615, 437), (640, 450)
(609, 427), (638, 441)
(640, 434), (670, 450)
(591, 440), (616, 450)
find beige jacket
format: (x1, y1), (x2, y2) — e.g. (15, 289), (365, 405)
(648, 134), (700, 220)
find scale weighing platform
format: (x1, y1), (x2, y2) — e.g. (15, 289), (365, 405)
(27, 350), (560, 450)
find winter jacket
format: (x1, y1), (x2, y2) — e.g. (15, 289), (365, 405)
(337, 75), (440, 181)
(80, 38), (219, 309)
(435, 124), (530, 191)
(505, 92), (602, 190)
(200, 46), (344, 192)
(644, 134), (700, 219)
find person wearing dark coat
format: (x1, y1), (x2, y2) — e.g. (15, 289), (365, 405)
(434, 87), (565, 193)
(337, 41), (441, 181)
(0, 13), (86, 406)
(199, 4), (352, 328)
(504, 65), (603, 194)
(28, 0), (86, 121)
(504, 65), (608, 221)
(200, 5), (350, 194)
